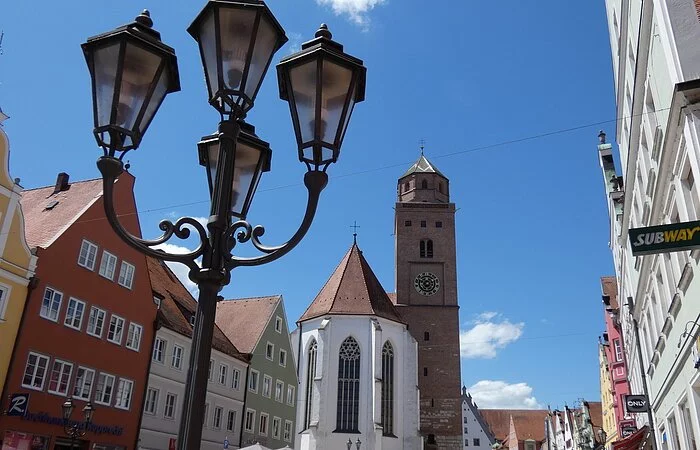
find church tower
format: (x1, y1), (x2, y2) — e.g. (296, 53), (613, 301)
(394, 154), (462, 449)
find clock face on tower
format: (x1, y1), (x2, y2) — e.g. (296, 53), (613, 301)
(414, 272), (440, 296)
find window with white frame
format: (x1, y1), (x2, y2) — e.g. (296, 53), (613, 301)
(266, 342), (274, 360)
(107, 315), (125, 344)
(64, 298), (86, 330)
(279, 349), (287, 367)
(275, 316), (282, 333)
(48, 359), (73, 395)
(682, 158), (700, 221)
(40, 287), (63, 322)
(304, 339), (318, 429)
(219, 363), (228, 385)
(78, 240), (98, 270)
(117, 261), (135, 289)
(232, 368), (240, 390)
(259, 412), (269, 436)
(153, 337), (166, 363)
(203, 403), (209, 427)
(72, 367), (95, 400)
(287, 385), (295, 406)
(172, 344), (183, 369)
(86, 306), (106, 338)
(249, 370), (259, 393)
(95, 373), (115, 405)
(615, 366), (625, 377)
(336, 336), (360, 432)
(0, 285), (9, 320)
(227, 410), (237, 432)
(283, 420), (293, 442)
(144, 388), (159, 415)
(98, 251), (118, 280)
(613, 339), (623, 362)
(668, 413), (682, 450)
(272, 416), (281, 439)
(164, 393), (177, 419)
(213, 406), (223, 429)
(21, 352), (49, 390)
(126, 323), (142, 351)
(244, 409), (255, 432)
(275, 380), (284, 403)
(262, 375), (272, 398)
(680, 398), (697, 450)
(115, 378), (134, 410)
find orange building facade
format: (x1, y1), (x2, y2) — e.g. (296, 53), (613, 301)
(0, 173), (157, 450)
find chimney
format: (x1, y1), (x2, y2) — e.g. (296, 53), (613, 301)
(54, 172), (70, 194)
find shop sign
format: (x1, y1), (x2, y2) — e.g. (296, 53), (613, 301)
(629, 221), (700, 256)
(624, 395), (649, 413)
(621, 426), (637, 438)
(7, 394), (29, 417)
(19, 411), (124, 436)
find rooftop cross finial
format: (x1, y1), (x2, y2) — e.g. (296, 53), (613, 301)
(419, 139), (425, 155)
(350, 221), (360, 244)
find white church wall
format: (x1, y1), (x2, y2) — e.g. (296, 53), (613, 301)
(293, 315), (421, 450)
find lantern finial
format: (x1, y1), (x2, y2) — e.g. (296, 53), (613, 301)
(135, 9), (153, 28)
(316, 24), (332, 39)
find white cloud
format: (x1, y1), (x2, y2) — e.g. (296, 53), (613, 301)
(154, 243), (200, 296)
(315, 0), (387, 27)
(460, 313), (524, 359)
(468, 380), (542, 409)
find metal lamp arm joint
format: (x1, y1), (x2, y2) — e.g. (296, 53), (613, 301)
(226, 170), (328, 268)
(97, 156), (208, 273)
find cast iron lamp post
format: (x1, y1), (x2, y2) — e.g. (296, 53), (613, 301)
(80, 2), (366, 450)
(61, 398), (94, 448)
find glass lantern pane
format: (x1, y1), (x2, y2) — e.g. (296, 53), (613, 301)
(289, 60), (318, 144)
(218, 8), (257, 93)
(206, 140), (221, 194)
(319, 60), (353, 145)
(118, 42), (161, 131)
(338, 83), (357, 146)
(199, 9), (220, 103)
(139, 65), (169, 137)
(231, 142), (262, 215)
(244, 15), (278, 99)
(93, 43), (121, 128)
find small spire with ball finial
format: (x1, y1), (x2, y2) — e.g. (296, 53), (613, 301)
(598, 130), (606, 144)
(315, 23), (332, 39)
(135, 9), (153, 28)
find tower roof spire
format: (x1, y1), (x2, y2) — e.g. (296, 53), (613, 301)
(401, 154), (445, 178)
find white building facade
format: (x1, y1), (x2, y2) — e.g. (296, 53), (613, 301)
(600, 0), (700, 448)
(138, 327), (248, 450)
(460, 389), (495, 450)
(291, 244), (421, 450)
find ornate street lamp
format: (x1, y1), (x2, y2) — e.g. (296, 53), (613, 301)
(62, 398), (94, 448)
(81, 2), (366, 450)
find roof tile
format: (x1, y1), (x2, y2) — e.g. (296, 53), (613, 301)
(216, 296), (281, 354)
(481, 409), (549, 442)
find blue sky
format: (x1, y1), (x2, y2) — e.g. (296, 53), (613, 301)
(1, 0), (617, 409)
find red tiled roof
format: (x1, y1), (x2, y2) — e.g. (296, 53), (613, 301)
(481, 409), (549, 442)
(147, 257), (247, 362)
(21, 178), (103, 248)
(216, 296), (281, 354)
(601, 276), (618, 309)
(298, 243), (404, 324)
(587, 401), (603, 428)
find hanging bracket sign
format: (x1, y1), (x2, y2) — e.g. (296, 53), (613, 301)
(624, 395), (649, 413)
(629, 221), (700, 256)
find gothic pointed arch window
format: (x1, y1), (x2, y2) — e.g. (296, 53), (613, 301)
(336, 336), (360, 432)
(421, 179), (428, 189)
(304, 339), (318, 429)
(381, 341), (395, 436)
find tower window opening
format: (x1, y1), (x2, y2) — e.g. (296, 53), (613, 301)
(420, 220), (426, 228)
(424, 331), (430, 341)
(438, 182), (443, 193)
(436, 221), (443, 228)
(421, 179), (428, 189)
(423, 367), (428, 376)
(427, 240), (433, 258)
(405, 220), (412, 227)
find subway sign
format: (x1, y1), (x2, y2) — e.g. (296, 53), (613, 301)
(629, 220), (700, 256)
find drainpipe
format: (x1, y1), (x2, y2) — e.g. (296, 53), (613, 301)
(627, 297), (657, 450)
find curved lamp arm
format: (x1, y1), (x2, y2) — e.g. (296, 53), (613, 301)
(97, 156), (208, 274)
(226, 170), (328, 268)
